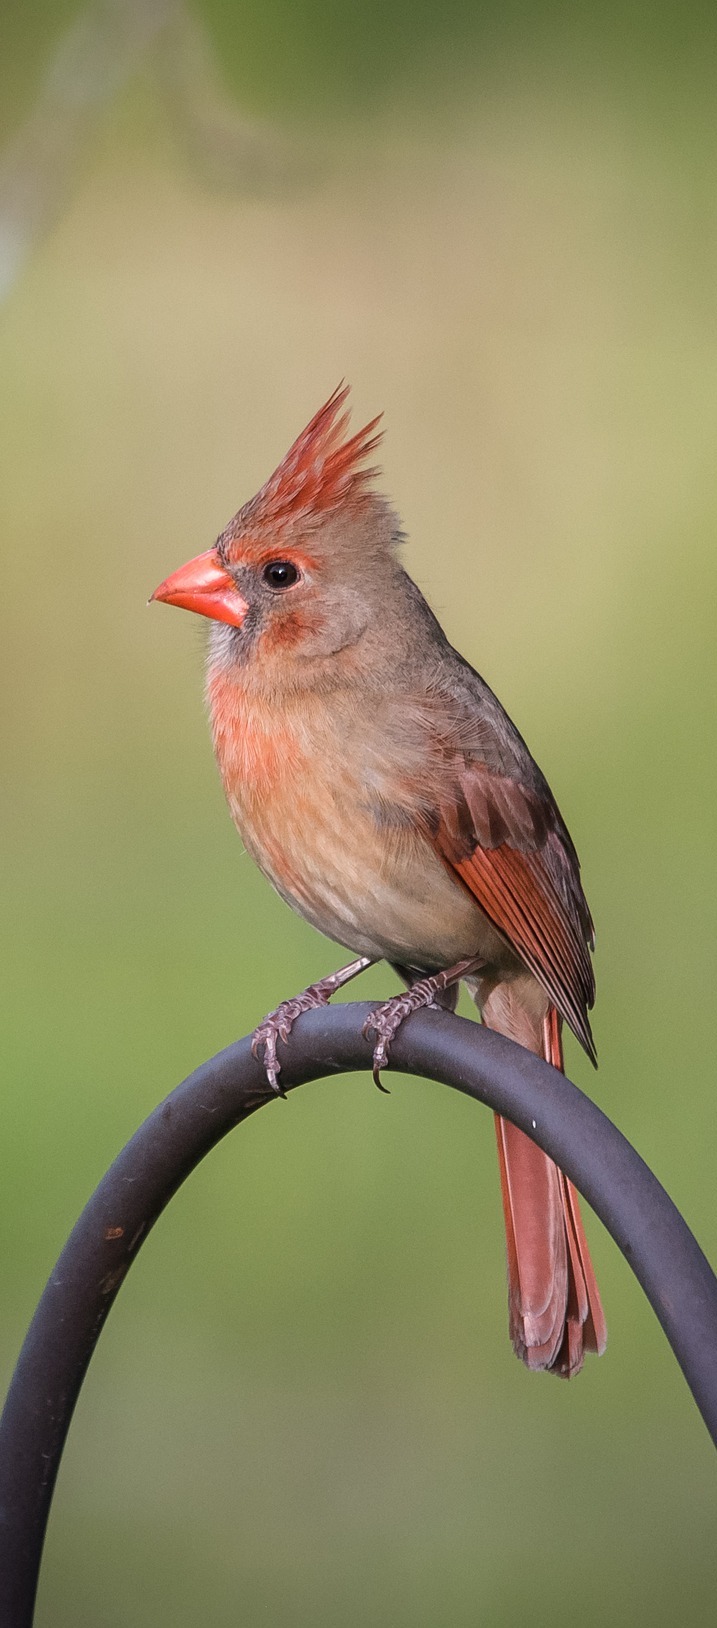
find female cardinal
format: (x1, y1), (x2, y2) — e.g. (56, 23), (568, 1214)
(152, 386), (606, 1377)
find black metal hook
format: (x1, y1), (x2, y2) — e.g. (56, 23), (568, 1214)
(1, 1003), (716, 1626)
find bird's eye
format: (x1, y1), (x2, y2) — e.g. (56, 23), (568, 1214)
(262, 560), (300, 590)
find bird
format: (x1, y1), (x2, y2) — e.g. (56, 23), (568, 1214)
(151, 385), (607, 1378)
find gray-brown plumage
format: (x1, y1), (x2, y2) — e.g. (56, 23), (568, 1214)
(152, 385), (607, 1376)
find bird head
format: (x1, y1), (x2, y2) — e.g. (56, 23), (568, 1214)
(151, 387), (403, 682)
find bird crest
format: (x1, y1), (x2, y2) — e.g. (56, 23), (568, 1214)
(223, 386), (384, 547)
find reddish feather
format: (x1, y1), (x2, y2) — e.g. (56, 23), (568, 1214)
(489, 999), (606, 1377)
(433, 762), (595, 1062)
(229, 385), (383, 541)
(548, 1011), (607, 1362)
(431, 758), (603, 1371)
(455, 845), (596, 1061)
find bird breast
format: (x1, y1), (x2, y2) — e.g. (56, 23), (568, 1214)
(206, 668), (505, 970)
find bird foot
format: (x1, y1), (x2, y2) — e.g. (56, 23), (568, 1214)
(363, 976), (444, 1090)
(252, 956), (374, 1094)
(366, 970), (446, 1087)
(363, 957), (484, 1088)
(252, 991), (327, 1096)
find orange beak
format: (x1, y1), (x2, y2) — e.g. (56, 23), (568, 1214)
(150, 548), (248, 628)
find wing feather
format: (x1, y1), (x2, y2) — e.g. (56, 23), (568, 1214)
(434, 763), (596, 1062)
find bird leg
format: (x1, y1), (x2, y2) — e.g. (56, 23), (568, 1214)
(252, 956), (376, 1095)
(364, 956), (485, 1088)
(390, 963), (460, 1014)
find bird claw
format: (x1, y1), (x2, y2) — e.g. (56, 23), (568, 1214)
(251, 957), (376, 1095)
(363, 978), (441, 1090)
(252, 989), (330, 1096)
(250, 1022), (287, 1096)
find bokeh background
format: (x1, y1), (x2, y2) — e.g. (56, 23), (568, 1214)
(1, 2), (716, 1623)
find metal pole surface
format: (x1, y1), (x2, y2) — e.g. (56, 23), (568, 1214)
(1, 1004), (715, 1625)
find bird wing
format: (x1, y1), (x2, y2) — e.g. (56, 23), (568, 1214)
(432, 761), (597, 1062)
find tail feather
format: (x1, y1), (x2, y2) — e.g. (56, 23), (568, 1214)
(481, 984), (606, 1377)
(495, 1115), (570, 1367)
(545, 1006), (607, 1367)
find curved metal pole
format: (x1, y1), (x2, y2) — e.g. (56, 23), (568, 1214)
(1, 1004), (716, 1625)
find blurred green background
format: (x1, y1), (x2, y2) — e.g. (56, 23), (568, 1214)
(1, 2), (716, 1623)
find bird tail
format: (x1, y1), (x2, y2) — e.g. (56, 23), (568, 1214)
(480, 986), (607, 1377)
